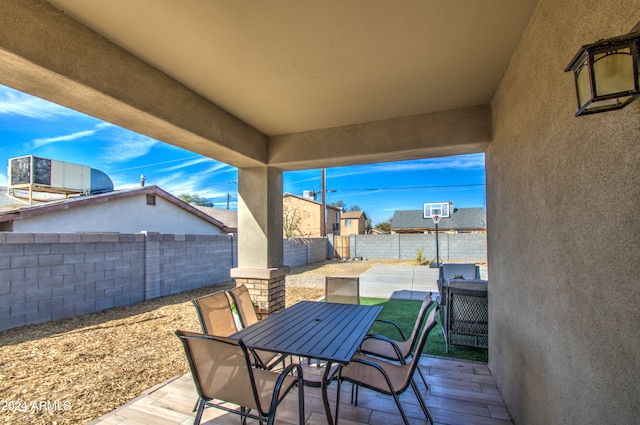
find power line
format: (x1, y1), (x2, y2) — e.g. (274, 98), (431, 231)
(322, 183), (485, 192)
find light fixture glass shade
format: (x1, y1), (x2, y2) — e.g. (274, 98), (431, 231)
(565, 32), (640, 116)
(593, 48), (636, 96)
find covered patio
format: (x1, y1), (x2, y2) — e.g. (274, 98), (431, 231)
(90, 356), (508, 425)
(1, 1), (638, 424)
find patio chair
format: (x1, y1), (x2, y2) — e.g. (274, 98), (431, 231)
(335, 306), (438, 425)
(325, 276), (360, 304)
(228, 284), (261, 327)
(191, 290), (238, 336)
(175, 330), (304, 425)
(228, 284), (286, 370)
(359, 293), (433, 387)
(303, 276), (359, 375)
(436, 263), (481, 298)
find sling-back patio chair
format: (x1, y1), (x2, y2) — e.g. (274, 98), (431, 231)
(228, 284), (262, 328)
(228, 284), (287, 370)
(359, 294), (433, 387)
(175, 330), (304, 425)
(335, 306), (439, 425)
(325, 276), (360, 304)
(300, 276), (361, 376)
(191, 290), (238, 336)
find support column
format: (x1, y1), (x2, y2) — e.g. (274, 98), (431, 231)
(231, 166), (289, 318)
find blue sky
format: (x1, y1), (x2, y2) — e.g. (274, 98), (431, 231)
(0, 84), (485, 225)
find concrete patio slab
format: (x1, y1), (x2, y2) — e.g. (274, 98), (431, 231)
(359, 265), (439, 300)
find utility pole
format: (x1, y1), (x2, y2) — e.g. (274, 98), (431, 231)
(226, 193), (230, 210)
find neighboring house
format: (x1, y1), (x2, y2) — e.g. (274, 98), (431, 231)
(340, 210), (367, 235)
(282, 193), (341, 237)
(0, 185), (231, 234)
(390, 208), (486, 234)
(326, 204), (341, 235)
(193, 206), (238, 233)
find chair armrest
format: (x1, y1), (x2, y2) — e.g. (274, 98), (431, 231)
(280, 362), (303, 379)
(371, 319), (407, 340)
(361, 334), (406, 362)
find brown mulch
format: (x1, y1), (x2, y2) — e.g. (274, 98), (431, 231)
(0, 259), (412, 424)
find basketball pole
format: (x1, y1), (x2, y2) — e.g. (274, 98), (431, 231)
(435, 220), (440, 268)
(431, 214), (441, 268)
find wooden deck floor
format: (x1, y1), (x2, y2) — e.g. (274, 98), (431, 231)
(89, 356), (512, 425)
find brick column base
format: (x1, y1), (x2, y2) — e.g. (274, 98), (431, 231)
(230, 267), (290, 320)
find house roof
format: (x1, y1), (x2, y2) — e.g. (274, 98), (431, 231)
(0, 185), (232, 233)
(391, 208), (486, 231)
(284, 192), (321, 205)
(342, 210), (367, 220)
(193, 206), (238, 233)
(283, 193), (342, 211)
(0, 188), (31, 212)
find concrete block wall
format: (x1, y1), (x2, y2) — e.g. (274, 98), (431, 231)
(283, 238), (328, 267)
(0, 232), (146, 332)
(306, 238), (328, 263)
(347, 233), (487, 263)
(0, 232), (328, 332)
(446, 233), (487, 262)
(146, 232), (237, 299)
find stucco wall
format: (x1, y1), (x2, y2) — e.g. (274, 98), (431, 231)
(11, 195), (225, 235)
(283, 195), (322, 237)
(487, 1), (640, 424)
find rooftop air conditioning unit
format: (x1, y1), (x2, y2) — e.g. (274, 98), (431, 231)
(8, 155), (113, 202)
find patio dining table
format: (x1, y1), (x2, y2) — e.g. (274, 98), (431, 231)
(233, 300), (383, 425)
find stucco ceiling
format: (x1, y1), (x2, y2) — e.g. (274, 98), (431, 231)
(45, 0), (539, 137)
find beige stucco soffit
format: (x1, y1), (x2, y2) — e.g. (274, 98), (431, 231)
(268, 104), (492, 170)
(0, 0), (267, 168)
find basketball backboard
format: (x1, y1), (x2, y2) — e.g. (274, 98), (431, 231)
(423, 202), (451, 219)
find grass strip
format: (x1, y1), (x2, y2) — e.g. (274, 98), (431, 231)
(361, 297), (489, 363)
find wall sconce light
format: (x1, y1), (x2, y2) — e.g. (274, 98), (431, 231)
(565, 30), (640, 116)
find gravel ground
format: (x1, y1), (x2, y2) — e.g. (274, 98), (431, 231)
(0, 259), (412, 424)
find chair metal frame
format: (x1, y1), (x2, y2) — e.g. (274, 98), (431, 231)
(336, 306), (438, 425)
(359, 294), (433, 387)
(175, 330), (304, 425)
(227, 284), (286, 370)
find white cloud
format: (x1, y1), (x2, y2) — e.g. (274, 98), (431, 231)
(32, 130), (97, 148)
(159, 157), (214, 172)
(0, 86), (75, 119)
(328, 154), (485, 179)
(204, 162), (235, 174)
(0, 173), (7, 186)
(103, 133), (159, 162)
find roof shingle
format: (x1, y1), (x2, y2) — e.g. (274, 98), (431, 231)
(391, 208), (486, 231)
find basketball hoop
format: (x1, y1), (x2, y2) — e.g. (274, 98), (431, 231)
(431, 215), (441, 224)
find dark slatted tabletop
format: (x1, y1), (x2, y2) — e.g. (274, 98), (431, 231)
(233, 301), (383, 364)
